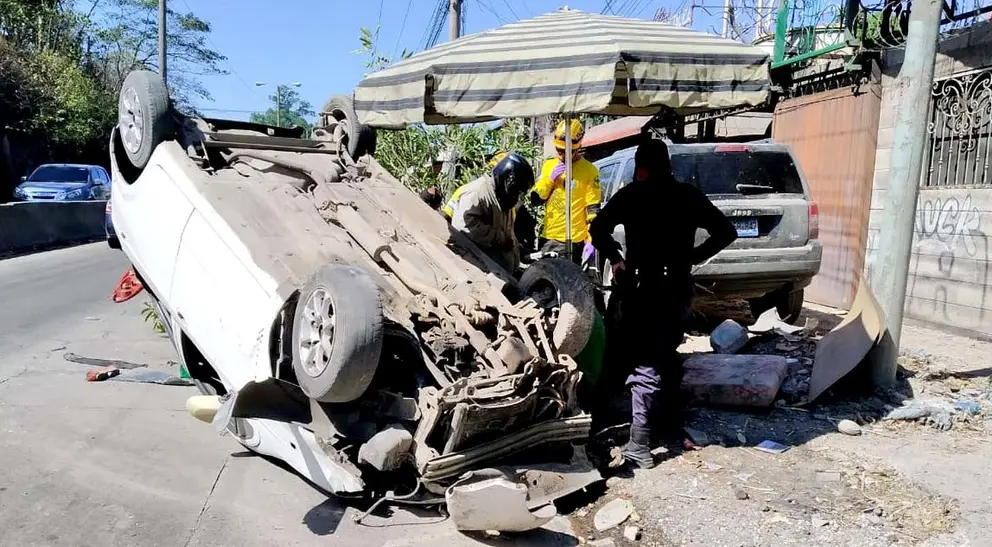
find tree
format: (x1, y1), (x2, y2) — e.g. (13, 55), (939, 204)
(88, 0), (228, 110)
(249, 86), (315, 131)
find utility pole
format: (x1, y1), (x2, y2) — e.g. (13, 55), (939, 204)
(869, 0), (942, 385)
(255, 82), (302, 128)
(450, 0), (462, 40)
(722, 0), (731, 38)
(158, 0), (167, 84)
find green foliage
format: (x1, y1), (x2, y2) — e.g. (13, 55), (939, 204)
(141, 301), (166, 334)
(355, 26), (411, 75)
(88, 0), (228, 110)
(249, 85), (315, 131)
(27, 49), (116, 147)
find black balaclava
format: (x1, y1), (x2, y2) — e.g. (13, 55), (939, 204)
(633, 135), (673, 184)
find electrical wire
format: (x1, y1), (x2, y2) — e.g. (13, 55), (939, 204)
(393, 0), (414, 58)
(477, 0), (510, 24)
(499, 0), (520, 20)
(601, 0), (619, 14)
(178, 0), (261, 98)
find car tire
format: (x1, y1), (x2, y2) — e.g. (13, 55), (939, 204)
(776, 289), (805, 325)
(519, 258), (595, 357)
(118, 70), (173, 170)
(322, 95), (377, 159)
(292, 265), (384, 403)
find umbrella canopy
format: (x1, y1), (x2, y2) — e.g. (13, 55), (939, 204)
(355, 8), (771, 128)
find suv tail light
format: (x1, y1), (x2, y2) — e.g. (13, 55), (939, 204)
(713, 144), (750, 153)
(808, 202), (819, 240)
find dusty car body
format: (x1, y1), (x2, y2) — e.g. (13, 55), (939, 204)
(110, 71), (596, 527)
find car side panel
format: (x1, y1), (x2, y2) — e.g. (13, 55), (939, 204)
(110, 142), (194, 301)
(171, 210), (280, 389)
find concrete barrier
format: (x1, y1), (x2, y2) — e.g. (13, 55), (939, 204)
(0, 201), (107, 255)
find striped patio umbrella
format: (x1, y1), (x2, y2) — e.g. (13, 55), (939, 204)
(354, 8), (771, 128)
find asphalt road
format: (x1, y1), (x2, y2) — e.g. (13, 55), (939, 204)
(0, 244), (577, 547)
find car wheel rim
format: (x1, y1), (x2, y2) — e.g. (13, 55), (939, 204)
(299, 287), (335, 378)
(120, 88), (144, 154)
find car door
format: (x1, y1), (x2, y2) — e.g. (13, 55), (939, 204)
(90, 167), (109, 199)
(110, 137), (194, 302)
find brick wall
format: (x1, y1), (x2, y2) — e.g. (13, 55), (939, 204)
(866, 22), (992, 339)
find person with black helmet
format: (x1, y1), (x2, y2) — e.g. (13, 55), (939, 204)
(590, 134), (737, 469)
(451, 152), (535, 272)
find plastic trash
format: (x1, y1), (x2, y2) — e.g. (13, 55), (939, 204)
(954, 399), (982, 416)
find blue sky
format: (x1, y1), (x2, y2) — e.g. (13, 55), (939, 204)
(187, 0), (707, 120)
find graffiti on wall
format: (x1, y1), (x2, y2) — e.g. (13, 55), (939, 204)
(907, 193), (991, 328)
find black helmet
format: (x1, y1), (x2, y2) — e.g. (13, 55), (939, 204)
(492, 152), (534, 206)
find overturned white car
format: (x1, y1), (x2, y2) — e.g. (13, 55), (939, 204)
(110, 71), (599, 529)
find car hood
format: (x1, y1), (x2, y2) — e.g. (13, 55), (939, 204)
(19, 182), (90, 192)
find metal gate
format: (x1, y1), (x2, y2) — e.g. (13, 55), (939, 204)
(773, 77), (882, 309)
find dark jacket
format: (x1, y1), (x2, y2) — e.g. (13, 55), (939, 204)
(590, 175), (737, 284)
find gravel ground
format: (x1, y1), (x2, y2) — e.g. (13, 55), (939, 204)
(564, 304), (992, 547)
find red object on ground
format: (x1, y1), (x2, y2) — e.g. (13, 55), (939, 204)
(86, 366), (121, 382)
(112, 267), (144, 303)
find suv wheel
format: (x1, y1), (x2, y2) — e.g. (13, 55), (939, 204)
(518, 258), (596, 357)
(321, 95), (377, 159)
(776, 289), (805, 325)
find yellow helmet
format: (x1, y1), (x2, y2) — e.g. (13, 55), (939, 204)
(487, 151), (509, 169)
(553, 119), (584, 150)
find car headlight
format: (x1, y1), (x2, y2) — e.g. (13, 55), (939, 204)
(64, 188), (85, 200)
(13, 187), (26, 198)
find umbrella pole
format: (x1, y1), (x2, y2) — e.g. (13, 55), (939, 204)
(564, 116), (573, 249)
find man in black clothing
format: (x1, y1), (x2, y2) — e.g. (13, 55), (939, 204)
(590, 135), (738, 469)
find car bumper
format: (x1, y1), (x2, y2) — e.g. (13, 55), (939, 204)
(694, 240), (822, 299)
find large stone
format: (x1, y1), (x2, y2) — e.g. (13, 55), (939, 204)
(357, 424), (413, 471)
(681, 354), (789, 407)
(593, 498), (634, 532)
(709, 319), (749, 354)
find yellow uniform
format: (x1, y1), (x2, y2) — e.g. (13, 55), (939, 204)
(533, 157), (601, 242)
(442, 184), (468, 219)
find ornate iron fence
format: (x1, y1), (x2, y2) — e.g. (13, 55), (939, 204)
(924, 68), (992, 187)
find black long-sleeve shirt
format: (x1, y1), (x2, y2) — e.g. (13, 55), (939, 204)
(590, 176), (738, 283)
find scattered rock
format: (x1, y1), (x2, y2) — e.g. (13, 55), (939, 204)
(357, 425), (413, 471)
(837, 419), (863, 436)
(594, 499), (634, 532)
(683, 354), (789, 407)
(589, 539), (616, 547)
(812, 517), (830, 527)
(710, 319), (749, 354)
(703, 461), (723, 471)
(873, 507), (884, 517)
(733, 487), (749, 500)
(623, 526), (641, 542)
(684, 427), (711, 446)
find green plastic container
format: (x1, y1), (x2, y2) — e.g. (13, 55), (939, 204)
(178, 361), (191, 379)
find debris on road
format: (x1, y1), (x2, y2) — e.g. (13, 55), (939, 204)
(808, 277), (886, 402)
(754, 440), (790, 454)
(588, 539), (617, 547)
(65, 352), (148, 370)
(684, 427), (712, 446)
(954, 399), (982, 416)
(709, 319), (749, 354)
(110, 369), (195, 386)
(593, 498), (634, 532)
(749, 309), (807, 335)
(837, 419), (863, 436)
(445, 469), (558, 532)
(85, 366), (120, 382)
(682, 354), (788, 407)
(623, 525), (641, 541)
(112, 267), (144, 303)
(358, 425), (414, 472)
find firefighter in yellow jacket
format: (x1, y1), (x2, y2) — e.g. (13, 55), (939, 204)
(531, 120), (601, 264)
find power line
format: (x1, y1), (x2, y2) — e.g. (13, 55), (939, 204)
(499, 0), (520, 20)
(393, 0), (413, 58)
(179, 0), (259, 97)
(601, 0), (618, 14)
(478, 0), (510, 23)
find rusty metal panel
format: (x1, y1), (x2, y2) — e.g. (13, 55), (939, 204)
(773, 80), (882, 309)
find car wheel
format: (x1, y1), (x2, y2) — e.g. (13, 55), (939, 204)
(292, 265), (384, 403)
(519, 258), (595, 357)
(118, 70), (173, 170)
(776, 289), (805, 325)
(321, 95), (377, 159)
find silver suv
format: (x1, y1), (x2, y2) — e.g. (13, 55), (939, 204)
(594, 141), (822, 323)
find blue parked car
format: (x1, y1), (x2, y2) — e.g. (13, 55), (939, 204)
(105, 199), (120, 249)
(13, 164), (111, 201)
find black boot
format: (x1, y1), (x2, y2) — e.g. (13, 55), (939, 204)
(622, 425), (656, 469)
